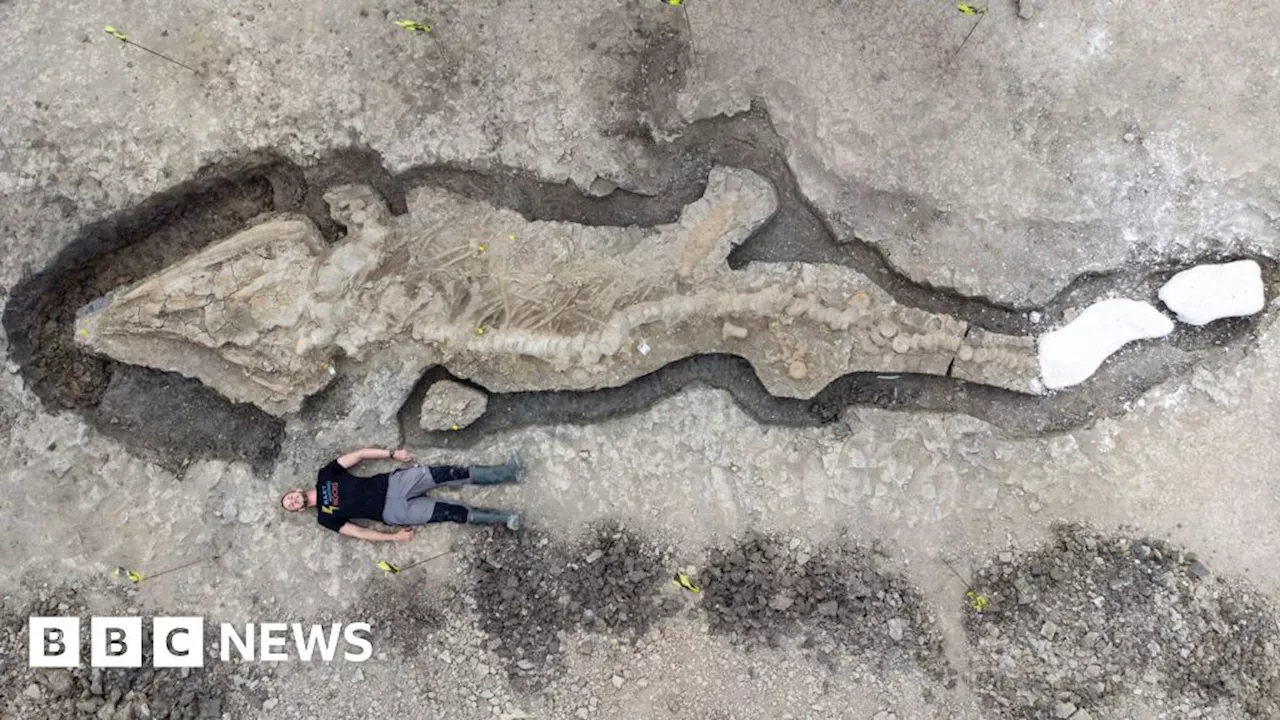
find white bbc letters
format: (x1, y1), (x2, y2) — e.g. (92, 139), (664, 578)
(220, 623), (254, 662)
(259, 623), (289, 661)
(28, 617), (80, 668)
(153, 617), (204, 668)
(91, 617), (143, 668)
(343, 623), (373, 662)
(33, 616), (372, 666)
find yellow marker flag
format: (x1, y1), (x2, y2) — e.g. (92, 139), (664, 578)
(377, 560), (401, 574)
(102, 23), (199, 72)
(113, 566), (143, 583)
(394, 19), (432, 34)
(671, 572), (701, 593)
(957, 3), (987, 14)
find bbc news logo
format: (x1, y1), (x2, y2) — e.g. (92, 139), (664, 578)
(29, 617), (372, 667)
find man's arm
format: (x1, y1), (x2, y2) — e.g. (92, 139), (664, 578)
(337, 524), (414, 542)
(335, 447), (413, 469)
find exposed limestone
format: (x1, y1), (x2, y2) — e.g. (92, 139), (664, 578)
(951, 329), (1042, 395)
(72, 166), (1040, 415)
(419, 380), (488, 431)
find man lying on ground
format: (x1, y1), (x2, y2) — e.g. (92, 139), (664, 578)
(279, 448), (523, 541)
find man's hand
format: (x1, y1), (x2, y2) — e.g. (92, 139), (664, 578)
(392, 449), (413, 463)
(391, 528), (415, 542)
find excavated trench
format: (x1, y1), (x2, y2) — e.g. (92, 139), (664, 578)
(4, 104), (1275, 469)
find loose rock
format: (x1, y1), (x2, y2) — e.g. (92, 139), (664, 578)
(965, 524), (1280, 718)
(419, 380), (488, 431)
(467, 523), (679, 691)
(701, 534), (947, 676)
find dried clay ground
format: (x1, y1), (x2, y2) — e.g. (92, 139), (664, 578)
(2, 1), (1280, 719)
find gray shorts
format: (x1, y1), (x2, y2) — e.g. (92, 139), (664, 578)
(381, 466), (471, 525)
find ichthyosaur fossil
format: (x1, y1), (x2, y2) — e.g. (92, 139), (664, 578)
(74, 166), (1038, 417)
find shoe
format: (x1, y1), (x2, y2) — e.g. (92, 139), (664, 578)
(467, 507), (522, 531)
(469, 453), (523, 485)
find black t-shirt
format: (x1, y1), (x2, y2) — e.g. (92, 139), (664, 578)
(315, 461), (391, 533)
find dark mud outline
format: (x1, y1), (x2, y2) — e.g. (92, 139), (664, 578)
(3, 104), (1276, 468)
